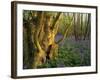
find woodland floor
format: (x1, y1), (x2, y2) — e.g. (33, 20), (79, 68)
(37, 35), (91, 68)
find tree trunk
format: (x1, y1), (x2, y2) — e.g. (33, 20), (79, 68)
(31, 12), (61, 68)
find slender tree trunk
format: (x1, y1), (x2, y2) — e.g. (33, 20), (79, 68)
(83, 14), (90, 40)
(73, 13), (78, 41)
(81, 14), (83, 40)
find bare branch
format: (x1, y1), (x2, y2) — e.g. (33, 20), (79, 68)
(57, 15), (74, 44)
(51, 12), (62, 30)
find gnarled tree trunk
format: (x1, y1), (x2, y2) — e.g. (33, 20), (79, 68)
(31, 12), (61, 68)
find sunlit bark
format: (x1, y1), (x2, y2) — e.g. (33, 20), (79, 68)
(31, 12), (62, 68)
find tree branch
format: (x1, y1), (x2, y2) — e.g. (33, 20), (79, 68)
(56, 15), (74, 44)
(51, 12), (62, 30)
(34, 12), (44, 51)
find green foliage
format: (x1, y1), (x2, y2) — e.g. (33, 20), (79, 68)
(58, 47), (81, 67)
(37, 59), (58, 68)
(37, 46), (90, 68)
(81, 48), (91, 66)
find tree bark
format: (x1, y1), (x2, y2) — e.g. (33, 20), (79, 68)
(31, 12), (62, 68)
